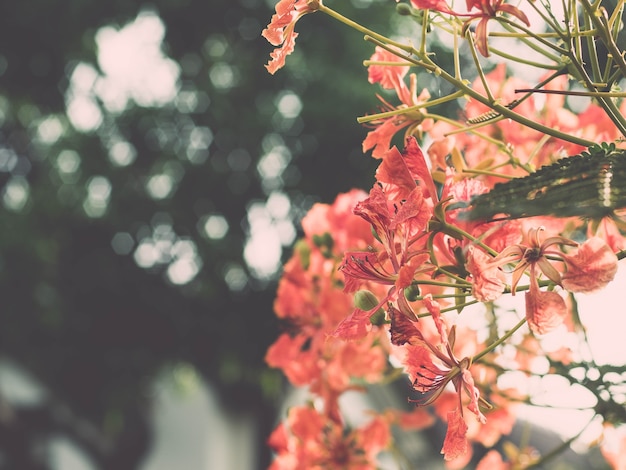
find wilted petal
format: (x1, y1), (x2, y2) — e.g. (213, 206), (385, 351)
(466, 246), (505, 302)
(461, 369), (486, 424)
(367, 46), (409, 89)
(441, 408), (469, 461)
(525, 281), (567, 335)
(262, 0), (317, 74)
(265, 30), (298, 74)
(562, 236), (618, 293)
(332, 308), (372, 340)
(390, 304), (422, 345)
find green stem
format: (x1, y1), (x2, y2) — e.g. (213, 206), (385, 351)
(424, 113), (513, 154)
(579, 0), (626, 81)
(364, 35), (596, 147)
(488, 46), (562, 70)
(356, 90), (465, 123)
(472, 317), (527, 363)
(498, 17), (568, 58)
(461, 168), (516, 179)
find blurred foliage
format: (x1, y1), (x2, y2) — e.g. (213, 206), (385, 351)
(0, 0), (394, 468)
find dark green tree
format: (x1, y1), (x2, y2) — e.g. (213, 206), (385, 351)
(0, 0), (389, 468)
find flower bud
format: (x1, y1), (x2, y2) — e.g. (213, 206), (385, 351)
(404, 283), (420, 302)
(294, 239), (311, 270)
(396, 3), (412, 15)
(354, 289), (379, 311)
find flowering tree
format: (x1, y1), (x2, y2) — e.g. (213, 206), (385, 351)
(263, 0), (626, 468)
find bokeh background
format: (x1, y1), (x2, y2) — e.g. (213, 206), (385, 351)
(0, 0), (394, 469)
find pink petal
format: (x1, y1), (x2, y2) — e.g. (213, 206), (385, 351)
(525, 286), (567, 335)
(562, 237), (618, 293)
(441, 408), (469, 461)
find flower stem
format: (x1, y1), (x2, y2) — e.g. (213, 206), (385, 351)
(472, 317), (527, 363)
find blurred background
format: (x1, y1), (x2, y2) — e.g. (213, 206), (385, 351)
(0, 0), (393, 468)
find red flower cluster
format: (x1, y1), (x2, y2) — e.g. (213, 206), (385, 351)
(262, 3), (625, 467)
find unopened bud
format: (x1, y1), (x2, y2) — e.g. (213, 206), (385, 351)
(312, 232), (334, 258)
(294, 239), (311, 270)
(396, 3), (413, 15)
(404, 283), (420, 302)
(369, 308), (387, 326)
(307, 0), (321, 11)
(354, 289), (379, 311)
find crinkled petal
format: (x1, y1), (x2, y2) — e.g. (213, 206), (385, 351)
(265, 30), (298, 74)
(461, 369), (487, 424)
(332, 308), (372, 340)
(562, 236), (618, 293)
(466, 246), (506, 302)
(367, 46), (410, 89)
(525, 283), (567, 335)
(441, 408), (469, 461)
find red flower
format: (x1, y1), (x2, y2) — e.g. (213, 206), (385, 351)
(392, 295), (487, 460)
(262, 0), (320, 74)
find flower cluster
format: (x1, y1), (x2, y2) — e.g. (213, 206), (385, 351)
(263, 0), (625, 467)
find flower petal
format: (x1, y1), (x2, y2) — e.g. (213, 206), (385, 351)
(466, 246), (505, 302)
(525, 282), (567, 335)
(562, 236), (618, 293)
(441, 408), (469, 461)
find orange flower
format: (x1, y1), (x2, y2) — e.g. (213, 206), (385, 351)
(262, 0), (320, 74)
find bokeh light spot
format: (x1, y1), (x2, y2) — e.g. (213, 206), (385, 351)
(276, 91), (302, 119)
(108, 140), (137, 167)
(95, 10), (180, 109)
(36, 115), (65, 145)
(83, 176), (111, 217)
(3, 177), (29, 211)
(66, 95), (103, 133)
(223, 263), (248, 292)
(146, 174), (174, 199)
(111, 232), (135, 255)
(203, 215), (229, 240)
